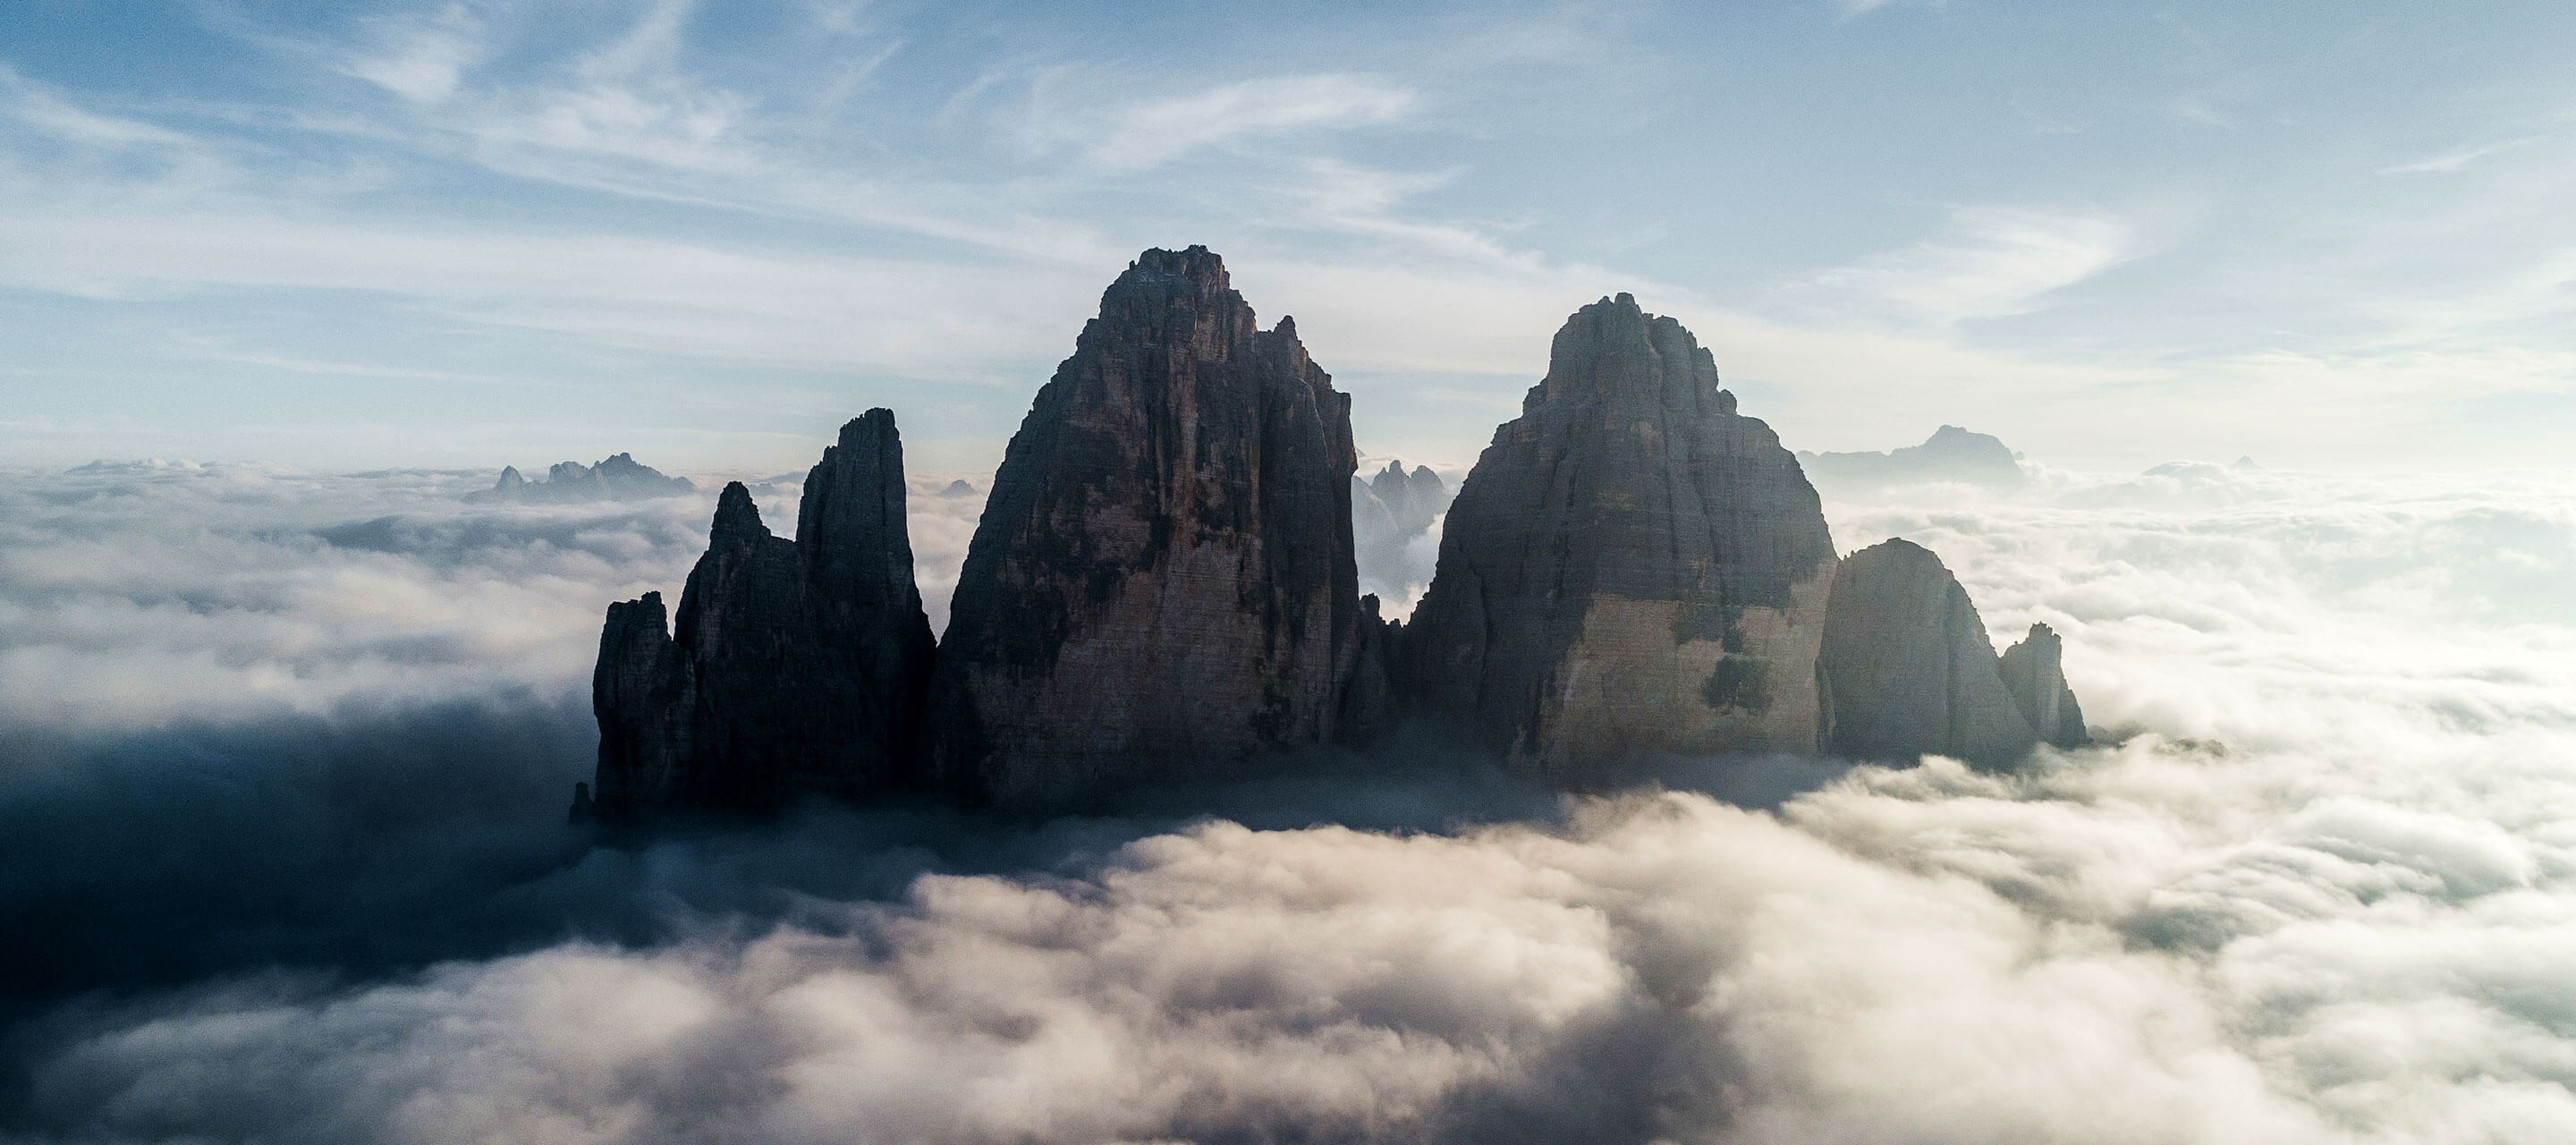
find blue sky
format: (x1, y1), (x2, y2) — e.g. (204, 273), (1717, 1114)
(4, 0), (2574, 474)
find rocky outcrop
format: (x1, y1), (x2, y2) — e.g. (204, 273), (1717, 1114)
(1998, 622), (2088, 749)
(1816, 539), (2037, 768)
(471, 453), (696, 504)
(928, 246), (1367, 805)
(1798, 426), (2024, 496)
(586, 411), (935, 821)
(1395, 293), (1840, 782)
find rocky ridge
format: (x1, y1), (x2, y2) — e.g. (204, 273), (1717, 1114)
(581, 249), (2095, 824)
(471, 453), (695, 504)
(1798, 426), (2024, 496)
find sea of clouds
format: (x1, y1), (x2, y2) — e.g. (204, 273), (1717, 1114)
(4, 455), (2576, 1143)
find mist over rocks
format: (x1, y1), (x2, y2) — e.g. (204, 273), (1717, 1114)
(467, 453), (696, 505)
(591, 411), (936, 820)
(1352, 459), (1450, 609)
(1353, 459), (1447, 541)
(928, 246), (1370, 806)
(1798, 425), (2026, 496)
(1396, 293), (1840, 782)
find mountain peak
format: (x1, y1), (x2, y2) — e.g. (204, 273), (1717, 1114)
(710, 482), (769, 546)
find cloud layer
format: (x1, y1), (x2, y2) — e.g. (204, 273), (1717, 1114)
(6, 462), (2576, 1142)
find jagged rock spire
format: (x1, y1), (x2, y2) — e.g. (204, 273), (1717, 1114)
(586, 410), (935, 822)
(928, 246), (1368, 805)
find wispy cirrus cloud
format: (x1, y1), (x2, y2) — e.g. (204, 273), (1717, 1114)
(1801, 207), (2144, 327)
(2379, 136), (2538, 175)
(1044, 72), (1419, 172)
(336, 2), (487, 105)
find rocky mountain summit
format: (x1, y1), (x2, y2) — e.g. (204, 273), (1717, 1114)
(1799, 426), (2024, 496)
(927, 246), (1372, 805)
(470, 453), (695, 504)
(1396, 294), (1839, 781)
(587, 412), (934, 822)
(578, 249), (2094, 824)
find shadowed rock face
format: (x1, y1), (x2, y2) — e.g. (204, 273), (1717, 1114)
(1395, 293), (1840, 782)
(1999, 622), (2089, 749)
(589, 411), (936, 821)
(1817, 539), (2037, 769)
(928, 246), (1366, 805)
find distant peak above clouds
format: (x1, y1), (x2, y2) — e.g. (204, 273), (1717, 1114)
(466, 453), (695, 505)
(1799, 425), (2027, 496)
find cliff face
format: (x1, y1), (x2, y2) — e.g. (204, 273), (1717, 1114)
(1816, 539), (2037, 769)
(588, 411), (935, 820)
(1998, 622), (2089, 749)
(1395, 293), (1840, 781)
(928, 246), (1366, 805)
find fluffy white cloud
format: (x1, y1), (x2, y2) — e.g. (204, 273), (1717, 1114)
(0, 460), (1001, 739)
(9, 463), (2576, 1141)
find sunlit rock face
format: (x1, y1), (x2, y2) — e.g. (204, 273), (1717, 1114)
(1999, 621), (2089, 750)
(1395, 293), (1840, 782)
(1817, 538), (2037, 768)
(589, 411), (936, 820)
(928, 246), (1368, 806)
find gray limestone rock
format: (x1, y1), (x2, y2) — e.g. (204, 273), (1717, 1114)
(1817, 539), (2038, 769)
(1998, 622), (2089, 749)
(1394, 293), (1840, 782)
(928, 246), (1368, 805)
(587, 411), (935, 821)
